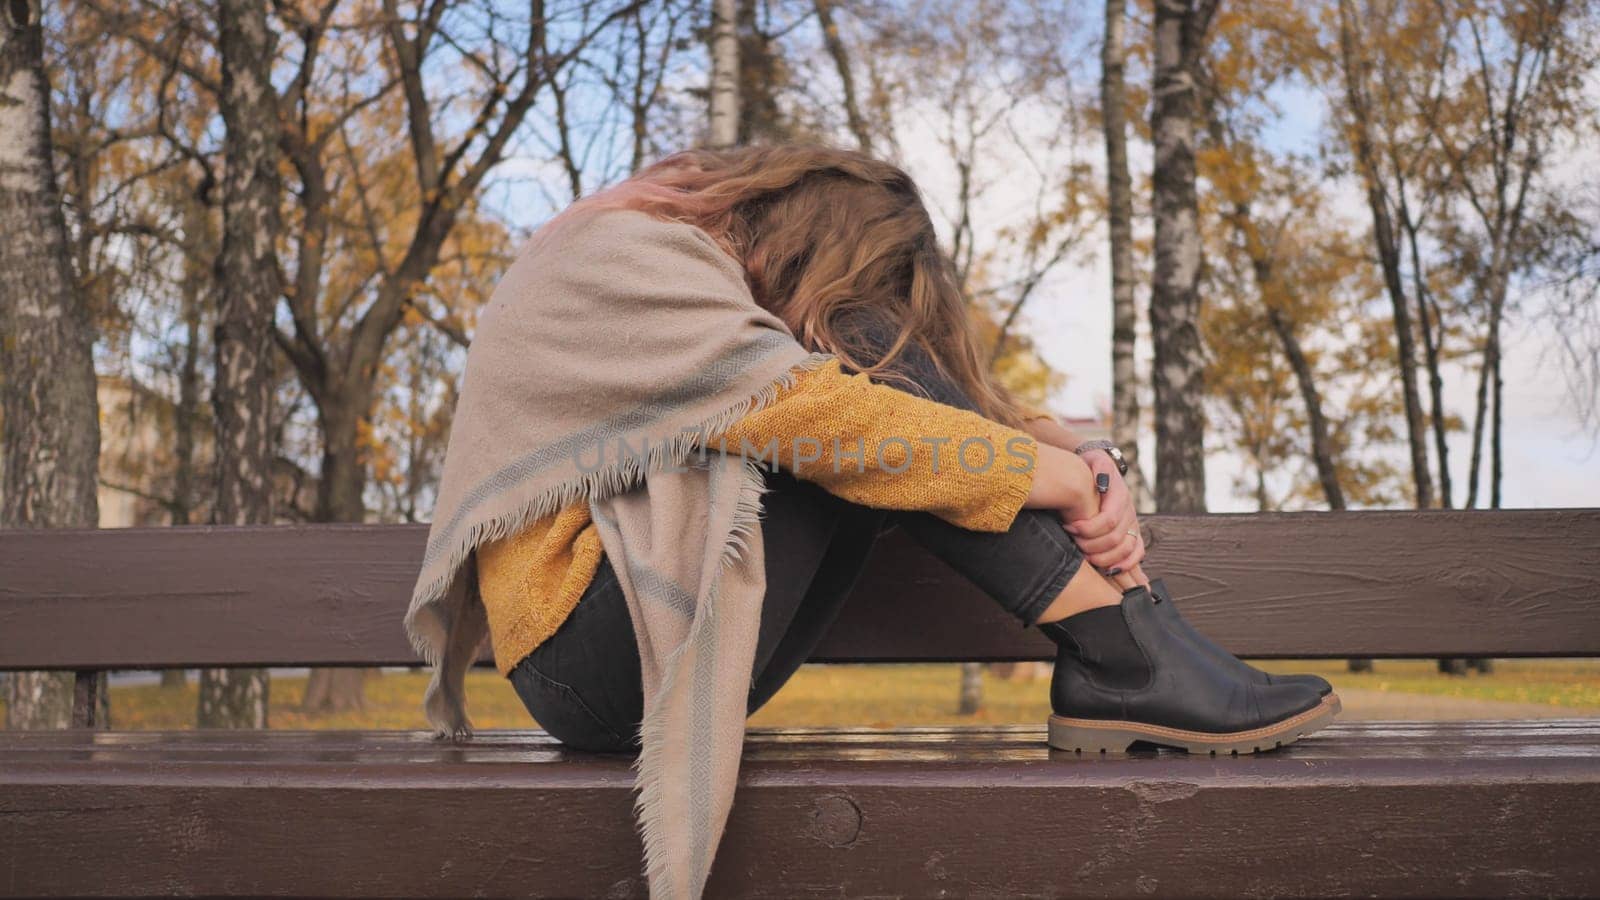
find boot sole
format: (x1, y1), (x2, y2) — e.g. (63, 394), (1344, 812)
(1047, 692), (1341, 756)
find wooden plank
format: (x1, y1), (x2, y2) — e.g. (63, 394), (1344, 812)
(2, 722), (1597, 898)
(0, 523), (426, 671)
(2, 721), (1599, 764)
(826, 507), (1600, 662)
(2, 509), (1599, 669)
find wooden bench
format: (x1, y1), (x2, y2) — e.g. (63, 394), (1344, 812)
(3, 509), (1599, 897)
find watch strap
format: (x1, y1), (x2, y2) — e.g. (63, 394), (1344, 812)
(1073, 439), (1128, 476)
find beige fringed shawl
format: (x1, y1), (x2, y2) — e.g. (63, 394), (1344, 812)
(404, 203), (827, 898)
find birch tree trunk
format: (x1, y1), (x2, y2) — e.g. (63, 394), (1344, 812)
(200, 0), (281, 729)
(1148, 0), (1210, 512)
(1101, 0), (1147, 508)
(708, 0), (740, 148)
(0, 0), (105, 730)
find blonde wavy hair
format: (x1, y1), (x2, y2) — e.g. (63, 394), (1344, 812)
(546, 142), (1025, 428)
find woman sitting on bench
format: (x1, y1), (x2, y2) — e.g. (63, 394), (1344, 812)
(408, 142), (1342, 896)
(451, 142), (1340, 757)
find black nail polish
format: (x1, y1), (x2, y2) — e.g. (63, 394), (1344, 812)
(1108, 567), (1122, 575)
(1095, 473), (1110, 494)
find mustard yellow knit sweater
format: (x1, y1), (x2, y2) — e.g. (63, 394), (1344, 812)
(475, 357), (1039, 675)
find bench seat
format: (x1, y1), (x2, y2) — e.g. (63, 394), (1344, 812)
(6, 514), (1598, 896)
(4, 721), (1598, 897)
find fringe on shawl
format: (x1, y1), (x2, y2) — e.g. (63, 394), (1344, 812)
(404, 351), (836, 741)
(625, 454), (772, 895)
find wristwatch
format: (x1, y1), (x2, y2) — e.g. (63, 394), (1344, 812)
(1073, 439), (1128, 477)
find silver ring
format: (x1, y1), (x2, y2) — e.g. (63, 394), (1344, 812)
(1126, 528), (1139, 538)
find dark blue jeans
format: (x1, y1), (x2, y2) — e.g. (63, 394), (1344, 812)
(510, 313), (1086, 752)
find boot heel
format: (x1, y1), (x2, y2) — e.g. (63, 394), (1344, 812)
(1046, 716), (1145, 754)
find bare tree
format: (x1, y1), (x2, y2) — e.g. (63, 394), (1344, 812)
(1233, 211), (1349, 511)
(1198, 70), (1349, 511)
(280, 0), (645, 711)
(588, 1), (697, 175)
(1536, 190), (1600, 437)
(1427, 1), (1580, 510)
(1149, 0), (1215, 512)
(1333, 0), (1434, 508)
(814, 0), (871, 153)
(0, 0), (105, 729)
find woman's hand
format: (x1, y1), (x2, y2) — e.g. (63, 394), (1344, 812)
(1064, 449), (1147, 582)
(1023, 442), (1099, 523)
(1018, 421), (1150, 589)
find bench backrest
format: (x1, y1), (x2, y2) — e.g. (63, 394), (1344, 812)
(3, 509), (1599, 671)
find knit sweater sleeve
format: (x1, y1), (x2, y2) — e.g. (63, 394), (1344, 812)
(711, 358), (1038, 533)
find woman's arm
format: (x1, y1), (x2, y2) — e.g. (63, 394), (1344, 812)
(710, 359), (1099, 533)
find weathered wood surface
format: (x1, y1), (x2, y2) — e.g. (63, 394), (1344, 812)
(2, 509), (1599, 669)
(3, 722), (1598, 898)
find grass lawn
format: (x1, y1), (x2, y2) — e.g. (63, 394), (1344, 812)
(5, 659), (1598, 731)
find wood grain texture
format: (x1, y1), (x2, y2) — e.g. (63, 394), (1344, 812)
(2, 509), (1598, 669)
(2, 722), (1597, 898)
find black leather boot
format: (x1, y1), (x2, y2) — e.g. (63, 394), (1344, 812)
(1038, 587), (1338, 754)
(1147, 578), (1335, 700)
